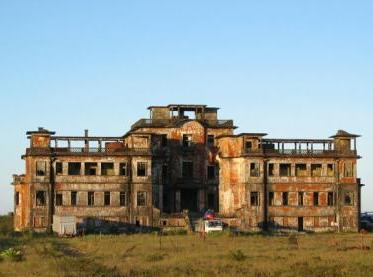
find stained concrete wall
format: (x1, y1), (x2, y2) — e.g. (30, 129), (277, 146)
(217, 135), (360, 232)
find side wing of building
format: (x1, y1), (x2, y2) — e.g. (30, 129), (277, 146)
(217, 131), (362, 232)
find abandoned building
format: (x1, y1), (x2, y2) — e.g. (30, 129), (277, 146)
(12, 104), (363, 232)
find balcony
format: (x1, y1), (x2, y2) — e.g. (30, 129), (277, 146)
(265, 149), (338, 156)
(131, 118), (235, 130)
(26, 147), (151, 156)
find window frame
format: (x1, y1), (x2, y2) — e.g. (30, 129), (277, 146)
(88, 191), (95, 206)
(120, 192), (126, 206)
(36, 161), (47, 176)
(279, 164), (291, 177)
(327, 192), (334, 206)
(55, 193), (63, 206)
(207, 135), (215, 146)
(207, 165), (216, 180)
(295, 164), (307, 177)
(137, 191), (147, 207)
(56, 162), (63, 175)
(36, 190), (46, 206)
(268, 164), (275, 176)
(71, 191), (77, 206)
(250, 191), (259, 206)
(119, 162), (128, 176)
(282, 192), (288, 206)
(245, 141), (253, 151)
(344, 192), (354, 206)
(313, 192), (319, 206)
(298, 192), (304, 206)
(15, 192), (20, 206)
(268, 191), (274, 206)
(104, 191), (111, 206)
(182, 134), (192, 147)
(137, 162), (147, 177)
(327, 164), (334, 177)
(182, 161), (193, 178)
(68, 162), (81, 176)
(161, 134), (168, 147)
(249, 162), (260, 177)
(101, 162), (115, 176)
(311, 164), (322, 177)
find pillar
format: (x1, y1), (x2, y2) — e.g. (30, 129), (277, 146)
(159, 185), (163, 212)
(175, 190), (181, 212)
(198, 189), (205, 211)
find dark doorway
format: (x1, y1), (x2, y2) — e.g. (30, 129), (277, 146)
(181, 189), (198, 212)
(298, 217), (304, 232)
(208, 193), (215, 210)
(163, 192), (169, 213)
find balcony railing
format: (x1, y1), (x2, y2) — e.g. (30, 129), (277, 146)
(54, 147), (150, 155)
(26, 147), (151, 155)
(131, 118), (234, 130)
(268, 149), (336, 156)
(242, 148), (357, 156)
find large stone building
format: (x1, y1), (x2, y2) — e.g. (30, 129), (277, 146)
(12, 104), (363, 232)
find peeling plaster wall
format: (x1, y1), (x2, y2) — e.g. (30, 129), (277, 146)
(12, 107), (360, 233)
(217, 135), (360, 232)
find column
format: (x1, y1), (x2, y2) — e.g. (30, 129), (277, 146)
(198, 189), (205, 211)
(175, 190), (181, 212)
(159, 185), (163, 212)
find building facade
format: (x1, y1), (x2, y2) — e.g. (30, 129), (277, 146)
(12, 105), (362, 232)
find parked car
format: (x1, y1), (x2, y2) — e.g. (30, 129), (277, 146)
(204, 219), (223, 233)
(195, 218), (223, 233)
(203, 209), (216, 220)
(361, 213), (373, 231)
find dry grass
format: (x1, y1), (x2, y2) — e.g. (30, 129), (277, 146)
(1, 230), (373, 277)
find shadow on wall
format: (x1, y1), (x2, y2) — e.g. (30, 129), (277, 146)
(77, 218), (159, 235)
(249, 221), (338, 233)
(151, 133), (220, 214)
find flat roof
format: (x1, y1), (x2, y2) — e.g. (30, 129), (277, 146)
(148, 104), (219, 110)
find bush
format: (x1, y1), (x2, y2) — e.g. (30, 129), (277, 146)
(161, 229), (188, 236)
(145, 253), (165, 262)
(0, 248), (23, 262)
(228, 249), (247, 261)
(0, 216), (13, 235)
(207, 230), (229, 237)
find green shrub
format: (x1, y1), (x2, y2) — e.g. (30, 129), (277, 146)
(145, 253), (165, 262)
(0, 216), (13, 235)
(228, 249), (247, 261)
(0, 248), (23, 262)
(207, 230), (229, 237)
(161, 229), (188, 236)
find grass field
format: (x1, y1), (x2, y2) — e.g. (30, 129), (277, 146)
(1, 216), (373, 277)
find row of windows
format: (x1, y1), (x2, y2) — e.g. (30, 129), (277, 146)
(35, 161), (148, 177)
(30, 191), (147, 207)
(249, 191), (354, 207)
(182, 162), (217, 179)
(182, 134), (215, 147)
(36, 160), (217, 181)
(159, 134), (215, 148)
(250, 162), (355, 178)
(249, 163), (340, 177)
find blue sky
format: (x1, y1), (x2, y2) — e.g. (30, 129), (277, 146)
(0, 1), (372, 214)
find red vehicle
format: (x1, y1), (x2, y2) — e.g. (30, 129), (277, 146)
(203, 209), (215, 220)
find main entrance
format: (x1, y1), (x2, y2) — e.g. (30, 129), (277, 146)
(180, 189), (198, 212)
